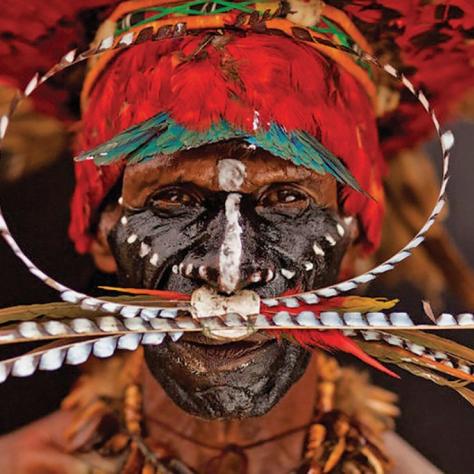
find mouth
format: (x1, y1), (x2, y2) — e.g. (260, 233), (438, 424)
(172, 332), (277, 372)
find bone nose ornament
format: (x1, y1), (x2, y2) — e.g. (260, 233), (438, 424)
(190, 286), (260, 340)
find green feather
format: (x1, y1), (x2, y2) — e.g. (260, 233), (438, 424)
(75, 113), (361, 192)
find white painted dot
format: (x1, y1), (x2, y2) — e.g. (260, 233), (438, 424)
(139, 242), (151, 258)
(336, 224), (345, 237)
(281, 268), (295, 279)
(250, 272), (261, 283)
(185, 263), (193, 276)
(127, 234), (138, 244)
(172, 265), (179, 274)
(121, 216), (128, 225)
(325, 234), (336, 246)
(150, 253), (159, 266)
(303, 262), (313, 271)
(266, 269), (274, 282)
(313, 242), (325, 257)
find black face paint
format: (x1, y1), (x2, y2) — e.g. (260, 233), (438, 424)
(108, 179), (351, 419)
(144, 338), (311, 419)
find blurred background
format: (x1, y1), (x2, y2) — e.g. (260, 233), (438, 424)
(0, 119), (472, 473)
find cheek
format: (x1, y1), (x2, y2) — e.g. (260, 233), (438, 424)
(108, 209), (203, 287)
(262, 207), (351, 287)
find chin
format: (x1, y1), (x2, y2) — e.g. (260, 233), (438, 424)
(143, 333), (311, 419)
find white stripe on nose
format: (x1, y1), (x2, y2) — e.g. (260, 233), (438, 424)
(219, 193), (243, 294)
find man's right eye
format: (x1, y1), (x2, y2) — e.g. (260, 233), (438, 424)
(147, 187), (201, 214)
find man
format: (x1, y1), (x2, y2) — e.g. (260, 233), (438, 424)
(0, 1), (472, 472)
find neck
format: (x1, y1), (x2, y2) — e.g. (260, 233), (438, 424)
(142, 354), (320, 473)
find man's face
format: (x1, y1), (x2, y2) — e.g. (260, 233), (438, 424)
(105, 142), (355, 419)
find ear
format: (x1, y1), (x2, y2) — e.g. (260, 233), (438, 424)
(89, 204), (121, 274)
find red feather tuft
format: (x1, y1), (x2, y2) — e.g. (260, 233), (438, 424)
(280, 329), (399, 378)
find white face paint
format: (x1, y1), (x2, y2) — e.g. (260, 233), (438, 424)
(336, 223), (345, 237)
(324, 234), (336, 246)
(150, 253), (159, 267)
(313, 242), (325, 257)
(127, 233), (138, 244)
(217, 159), (247, 192)
(139, 242), (151, 258)
(219, 193), (243, 294)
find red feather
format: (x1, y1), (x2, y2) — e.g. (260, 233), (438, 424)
(279, 329), (399, 378)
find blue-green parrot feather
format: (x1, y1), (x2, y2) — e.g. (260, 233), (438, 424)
(75, 112), (362, 192)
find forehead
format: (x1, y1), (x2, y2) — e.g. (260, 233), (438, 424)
(122, 143), (337, 205)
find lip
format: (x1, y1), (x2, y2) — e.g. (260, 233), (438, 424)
(171, 332), (277, 372)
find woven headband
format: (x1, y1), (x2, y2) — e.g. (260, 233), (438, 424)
(81, 0), (377, 110)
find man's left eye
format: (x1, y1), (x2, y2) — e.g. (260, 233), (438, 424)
(258, 186), (309, 208)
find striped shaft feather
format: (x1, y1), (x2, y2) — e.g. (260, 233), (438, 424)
(3, 325), (471, 389)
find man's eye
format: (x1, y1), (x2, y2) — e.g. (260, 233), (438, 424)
(147, 187), (200, 213)
(259, 186), (309, 208)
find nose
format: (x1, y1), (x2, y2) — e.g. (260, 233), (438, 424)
(176, 193), (275, 294)
(176, 255), (275, 294)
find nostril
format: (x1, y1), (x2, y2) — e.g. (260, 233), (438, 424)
(178, 261), (219, 287)
(243, 267), (275, 287)
(176, 259), (276, 292)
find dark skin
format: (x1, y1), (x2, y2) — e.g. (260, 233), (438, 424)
(94, 141), (359, 420)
